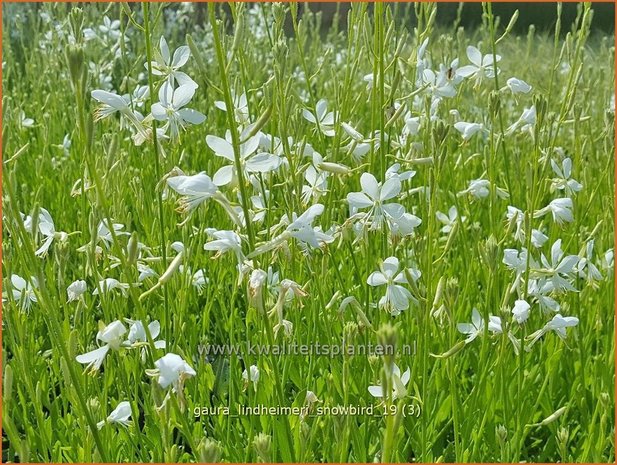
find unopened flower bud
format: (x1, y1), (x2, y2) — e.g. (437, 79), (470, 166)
(198, 437), (222, 463)
(495, 424), (508, 445)
(252, 432), (272, 462)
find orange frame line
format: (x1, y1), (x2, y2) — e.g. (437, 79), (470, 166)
(0, 1), (614, 464)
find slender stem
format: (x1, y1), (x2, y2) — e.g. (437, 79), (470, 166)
(209, 4), (255, 250)
(143, 2), (171, 342)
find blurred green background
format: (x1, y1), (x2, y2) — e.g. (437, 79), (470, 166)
(307, 2), (615, 34)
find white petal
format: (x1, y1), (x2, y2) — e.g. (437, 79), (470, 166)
(91, 90), (128, 110)
(367, 271), (387, 286)
(158, 82), (174, 107)
(159, 36), (170, 64)
(213, 165), (234, 186)
(368, 385), (384, 398)
(347, 192), (373, 209)
(360, 173), (379, 200)
(172, 84), (195, 109)
(206, 135), (235, 160)
(151, 103), (167, 121)
(246, 153), (281, 173)
(466, 46), (482, 66)
(380, 177), (401, 201)
(178, 108), (205, 124)
(171, 45), (190, 68)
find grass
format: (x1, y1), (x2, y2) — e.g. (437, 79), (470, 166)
(1, 2), (615, 463)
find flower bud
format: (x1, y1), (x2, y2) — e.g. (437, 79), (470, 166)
(127, 232), (139, 265)
(66, 44), (85, 89)
(198, 437), (222, 463)
(252, 432), (272, 462)
(377, 323), (398, 369)
(495, 424), (508, 445)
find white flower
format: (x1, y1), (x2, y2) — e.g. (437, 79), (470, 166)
(98, 16), (121, 41)
(20, 111), (34, 128)
(166, 172), (218, 213)
(550, 158), (583, 194)
(306, 390), (320, 405)
(192, 269), (208, 292)
(19, 212), (34, 233)
(206, 130), (281, 186)
(531, 229), (549, 248)
(53, 133), (72, 156)
(93, 278), (130, 297)
(303, 99), (337, 137)
(91, 90), (143, 133)
(97, 220), (130, 247)
(420, 69), (457, 98)
(488, 315), (503, 334)
(248, 205), (333, 257)
(368, 363), (410, 400)
(152, 353), (196, 389)
(214, 92), (249, 124)
(602, 249), (614, 272)
(457, 308), (484, 343)
(457, 46), (501, 82)
(97, 401), (132, 430)
(506, 77), (532, 94)
(544, 314), (579, 338)
(527, 279), (561, 313)
(67, 280), (87, 303)
(130, 85), (150, 108)
(285, 204), (334, 249)
(367, 257), (419, 316)
(126, 319), (166, 350)
(2, 274), (38, 311)
(533, 198), (574, 225)
(347, 173), (404, 231)
(385, 163), (415, 182)
(137, 263), (158, 282)
(242, 364), (260, 391)
(436, 206), (465, 234)
(403, 114), (421, 138)
(389, 212), (423, 237)
(507, 106), (536, 134)
(301, 166), (328, 204)
(535, 239), (579, 293)
(204, 230), (244, 261)
(151, 82), (205, 140)
(454, 121), (484, 141)
(76, 320), (127, 372)
(577, 240), (603, 284)
(458, 179), (509, 200)
(527, 314), (579, 347)
(35, 208), (68, 257)
(506, 206), (547, 247)
(512, 299), (531, 324)
(147, 36), (197, 89)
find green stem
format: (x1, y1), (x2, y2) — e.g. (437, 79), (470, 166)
(143, 2), (171, 343)
(209, 4), (256, 250)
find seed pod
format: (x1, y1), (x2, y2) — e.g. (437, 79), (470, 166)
(539, 406), (567, 426)
(430, 340), (466, 359)
(186, 34), (208, 77)
(3, 364), (13, 403)
(127, 232), (139, 265)
(158, 251), (184, 285)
